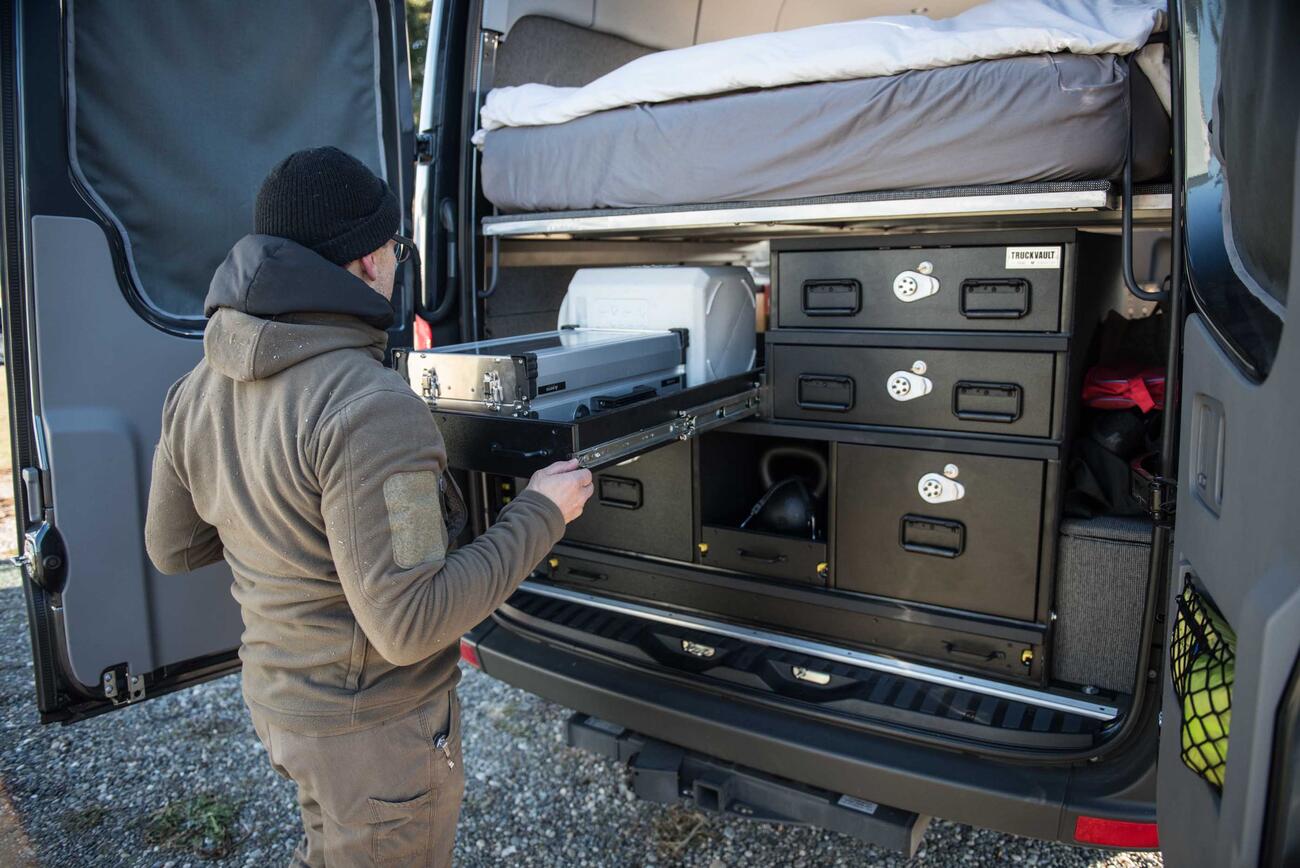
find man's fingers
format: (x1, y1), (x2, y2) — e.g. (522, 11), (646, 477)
(538, 458), (581, 476)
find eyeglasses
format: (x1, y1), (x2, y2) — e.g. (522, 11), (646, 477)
(391, 233), (415, 264)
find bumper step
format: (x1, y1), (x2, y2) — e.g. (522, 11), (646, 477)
(503, 586), (1116, 750)
(567, 712), (931, 856)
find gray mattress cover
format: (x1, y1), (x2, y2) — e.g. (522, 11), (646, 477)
(482, 52), (1169, 214)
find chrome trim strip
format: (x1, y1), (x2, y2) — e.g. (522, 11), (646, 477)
(517, 581), (1119, 721)
(482, 190), (1150, 238)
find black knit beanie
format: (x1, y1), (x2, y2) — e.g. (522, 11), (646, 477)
(254, 146), (400, 266)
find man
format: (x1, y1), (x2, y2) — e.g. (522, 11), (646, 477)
(145, 146), (592, 866)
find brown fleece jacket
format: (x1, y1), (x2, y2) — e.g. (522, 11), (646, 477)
(145, 235), (565, 735)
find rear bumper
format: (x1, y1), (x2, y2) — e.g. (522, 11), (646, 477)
(473, 619), (1159, 847)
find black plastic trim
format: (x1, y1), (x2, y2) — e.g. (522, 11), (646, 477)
(474, 619), (1159, 844)
(1262, 654), (1300, 867)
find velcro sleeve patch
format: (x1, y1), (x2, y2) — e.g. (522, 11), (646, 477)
(382, 471), (446, 569)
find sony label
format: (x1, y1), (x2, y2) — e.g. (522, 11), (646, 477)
(1004, 246), (1061, 269)
(537, 381), (566, 395)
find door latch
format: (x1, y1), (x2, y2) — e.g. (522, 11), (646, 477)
(13, 521), (68, 594)
(102, 665), (146, 705)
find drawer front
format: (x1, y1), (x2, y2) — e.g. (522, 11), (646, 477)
(776, 244), (1065, 332)
(772, 344), (1057, 438)
(700, 525), (827, 586)
(834, 444), (1044, 621)
(560, 441), (695, 562)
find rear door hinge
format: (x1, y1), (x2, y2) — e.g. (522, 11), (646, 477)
(415, 130), (436, 165)
(102, 665), (146, 706)
(1131, 459), (1177, 523)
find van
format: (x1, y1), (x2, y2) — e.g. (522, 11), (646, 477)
(2, 1), (1296, 864)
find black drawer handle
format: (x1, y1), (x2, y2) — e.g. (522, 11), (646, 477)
(801, 279), (861, 317)
(490, 444), (554, 460)
(952, 381), (1023, 424)
(736, 548), (788, 565)
(796, 374), (855, 412)
(899, 514), (965, 558)
(942, 642), (1005, 663)
(565, 568), (608, 582)
(960, 278), (1031, 319)
(597, 476), (642, 510)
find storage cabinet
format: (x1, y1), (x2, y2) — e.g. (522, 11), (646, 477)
(834, 443), (1047, 622)
(770, 342), (1058, 438)
(775, 238), (1068, 333)
(562, 440), (696, 562)
(696, 432), (830, 587)
(699, 525), (827, 586)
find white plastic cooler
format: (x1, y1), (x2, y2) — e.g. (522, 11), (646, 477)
(559, 266), (758, 387)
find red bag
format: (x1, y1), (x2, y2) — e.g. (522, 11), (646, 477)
(1082, 366), (1166, 412)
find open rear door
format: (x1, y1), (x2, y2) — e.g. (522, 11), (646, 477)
(1157, 1), (1300, 864)
(0, 0), (416, 722)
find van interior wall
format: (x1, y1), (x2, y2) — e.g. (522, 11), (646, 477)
(494, 16), (654, 89)
(482, 265), (577, 338)
(482, 18), (655, 337)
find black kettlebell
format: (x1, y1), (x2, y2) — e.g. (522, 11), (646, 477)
(741, 446), (828, 538)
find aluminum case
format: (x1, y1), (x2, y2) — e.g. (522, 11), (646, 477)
(405, 327), (687, 421)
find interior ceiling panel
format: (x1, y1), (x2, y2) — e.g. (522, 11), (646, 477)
(486, 0), (989, 49)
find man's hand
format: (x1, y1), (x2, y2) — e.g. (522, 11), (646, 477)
(524, 459), (594, 523)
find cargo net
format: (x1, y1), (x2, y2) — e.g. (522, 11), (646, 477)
(1169, 579), (1236, 790)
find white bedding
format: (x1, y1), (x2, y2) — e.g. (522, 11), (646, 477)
(476, 0), (1165, 140)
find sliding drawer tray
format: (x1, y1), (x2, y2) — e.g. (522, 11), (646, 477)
(423, 370), (761, 477)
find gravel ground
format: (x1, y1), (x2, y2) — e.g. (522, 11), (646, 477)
(0, 566), (1163, 867)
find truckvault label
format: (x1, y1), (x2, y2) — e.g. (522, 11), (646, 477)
(1004, 246), (1061, 269)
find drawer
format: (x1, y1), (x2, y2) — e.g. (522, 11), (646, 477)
(771, 343), (1057, 438)
(399, 359), (760, 477)
(562, 441), (695, 562)
(699, 525), (828, 586)
(774, 239), (1066, 332)
(834, 443), (1046, 621)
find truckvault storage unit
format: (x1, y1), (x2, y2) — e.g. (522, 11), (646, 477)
(478, 230), (1110, 686)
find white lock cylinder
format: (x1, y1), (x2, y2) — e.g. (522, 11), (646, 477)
(886, 370), (932, 402)
(892, 269), (941, 303)
(918, 472), (965, 504)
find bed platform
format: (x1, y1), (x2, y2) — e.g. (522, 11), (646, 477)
(482, 181), (1172, 239)
(480, 52), (1171, 231)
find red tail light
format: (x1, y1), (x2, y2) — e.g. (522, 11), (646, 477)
(414, 314), (433, 351)
(459, 637), (482, 670)
(1073, 816), (1159, 848)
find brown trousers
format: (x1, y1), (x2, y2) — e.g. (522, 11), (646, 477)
(250, 691), (465, 867)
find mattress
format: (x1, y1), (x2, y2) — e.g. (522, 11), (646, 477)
(481, 52), (1170, 214)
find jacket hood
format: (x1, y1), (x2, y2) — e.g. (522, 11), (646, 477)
(202, 235), (393, 382)
(203, 308), (388, 382)
(205, 234), (395, 329)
